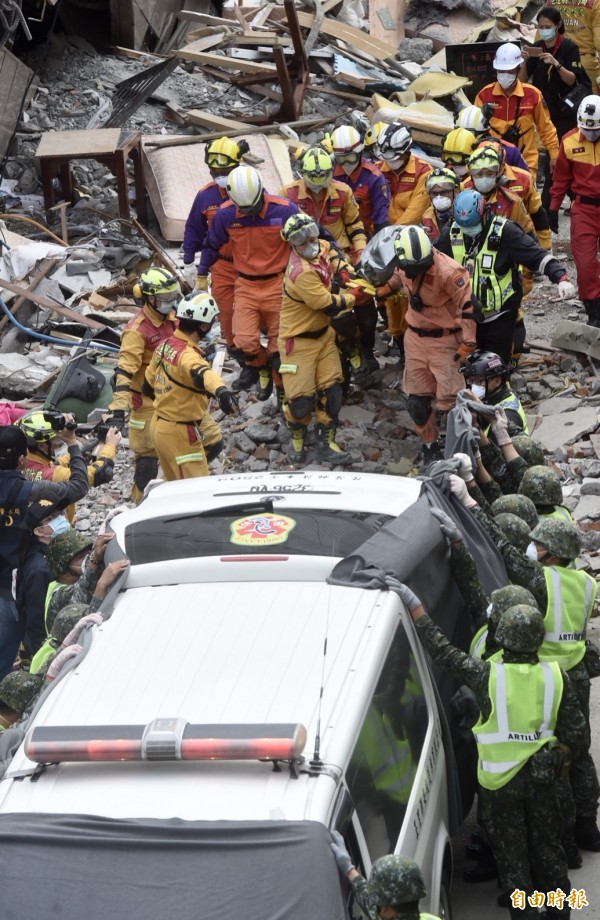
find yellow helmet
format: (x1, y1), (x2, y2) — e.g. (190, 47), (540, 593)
(394, 226), (434, 274)
(425, 167), (460, 192)
(467, 146), (501, 173)
(281, 212), (319, 245)
(442, 127), (477, 164)
(300, 146), (334, 189)
(204, 136), (249, 169)
(364, 121), (386, 156)
(134, 268), (181, 312)
(16, 410), (56, 444)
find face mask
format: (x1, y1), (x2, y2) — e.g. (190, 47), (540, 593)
(432, 194), (453, 212)
(581, 127), (600, 142)
(49, 515), (70, 537)
(470, 383), (487, 399)
(214, 175), (229, 188)
(461, 223), (482, 237)
(298, 241), (320, 260)
(385, 156), (408, 171)
(304, 178), (330, 192)
(525, 542), (538, 561)
(538, 27), (557, 42)
(155, 301), (175, 316)
(341, 161), (357, 175)
(496, 71), (517, 90)
(473, 175), (497, 194)
(452, 164), (469, 178)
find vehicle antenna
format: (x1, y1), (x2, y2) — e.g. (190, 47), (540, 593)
(310, 582), (332, 769)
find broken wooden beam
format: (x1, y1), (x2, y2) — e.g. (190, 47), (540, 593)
(176, 47), (277, 73)
(0, 278), (106, 328)
(0, 260), (56, 333)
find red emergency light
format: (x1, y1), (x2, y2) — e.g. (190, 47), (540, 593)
(24, 721), (307, 764)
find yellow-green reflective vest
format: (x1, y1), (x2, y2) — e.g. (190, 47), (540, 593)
(541, 506), (573, 523)
(539, 566), (597, 671)
(360, 705), (416, 805)
(44, 580), (60, 631)
(30, 640), (57, 675)
(449, 216), (514, 316)
(483, 391), (529, 438)
(470, 625), (488, 659)
(473, 660), (563, 790)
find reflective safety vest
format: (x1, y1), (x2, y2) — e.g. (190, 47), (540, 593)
(44, 580), (60, 631)
(449, 216), (514, 317)
(360, 705), (415, 805)
(30, 639), (57, 674)
(470, 625), (488, 659)
(539, 566), (597, 671)
(542, 505), (573, 523)
(483, 391), (529, 437)
(474, 660), (563, 790)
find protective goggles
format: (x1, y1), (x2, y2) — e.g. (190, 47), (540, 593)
(206, 153), (238, 169)
(379, 147), (408, 162)
(334, 152), (360, 166)
(443, 153), (469, 165)
(154, 290), (180, 304)
(288, 224), (319, 246)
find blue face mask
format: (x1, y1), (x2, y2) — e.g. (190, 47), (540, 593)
(461, 223), (482, 237)
(538, 27), (557, 42)
(49, 515), (70, 537)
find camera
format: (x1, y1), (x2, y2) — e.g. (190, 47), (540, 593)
(502, 124), (521, 145)
(43, 410), (77, 432)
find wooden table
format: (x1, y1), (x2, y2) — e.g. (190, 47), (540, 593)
(37, 128), (147, 222)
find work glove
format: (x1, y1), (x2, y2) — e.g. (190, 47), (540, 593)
(183, 262), (197, 288)
(61, 613), (104, 648)
(92, 458), (114, 487)
(330, 831), (354, 876)
(490, 407), (511, 447)
(430, 507), (464, 543)
(449, 474), (478, 509)
(557, 279), (576, 300)
(107, 410), (127, 434)
(454, 341), (476, 363)
(45, 645), (82, 682)
(394, 582), (423, 612)
(195, 275), (209, 292)
(215, 387), (238, 415)
(547, 209), (559, 234)
(336, 267), (352, 287)
(341, 285), (362, 304)
(453, 452), (474, 483)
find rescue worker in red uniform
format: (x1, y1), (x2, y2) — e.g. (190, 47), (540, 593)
(422, 167), (461, 243)
(278, 213), (358, 466)
(143, 293), (237, 480)
(182, 136), (251, 390)
(107, 267), (180, 503)
(198, 166), (299, 403)
(373, 225), (476, 466)
(475, 42), (559, 174)
(549, 95), (600, 326)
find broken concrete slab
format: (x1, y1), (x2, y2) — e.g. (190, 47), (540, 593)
(551, 320), (600, 356)
(581, 478), (600, 496)
(533, 407), (599, 453)
(339, 405), (375, 426)
(574, 495), (600, 522)
(539, 395), (584, 416)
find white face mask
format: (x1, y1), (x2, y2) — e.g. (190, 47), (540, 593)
(525, 542), (538, 561)
(452, 164), (469, 178)
(497, 71), (517, 90)
(470, 383), (487, 400)
(214, 175), (229, 188)
(461, 223), (482, 237)
(581, 127), (600, 142)
(432, 194), (453, 212)
(473, 175), (497, 194)
(298, 241), (320, 260)
(385, 156), (408, 171)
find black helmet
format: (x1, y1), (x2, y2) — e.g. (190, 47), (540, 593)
(0, 425), (28, 468)
(460, 349), (509, 381)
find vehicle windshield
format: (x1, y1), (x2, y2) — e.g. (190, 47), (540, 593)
(124, 507), (394, 564)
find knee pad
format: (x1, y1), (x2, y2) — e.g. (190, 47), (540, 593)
(407, 395), (432, 427)
(268, 351), (281, 372)
(205, 439), (224, 463)
(289, 394), (315, 421)
(134, 456), (159, 492)
(318, 383), (343, 419)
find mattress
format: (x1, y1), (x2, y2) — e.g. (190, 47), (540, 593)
(142, 134), (294, 242)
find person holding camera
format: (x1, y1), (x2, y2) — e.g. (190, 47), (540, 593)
(523, 7), (592, 211)
(475, 42), (560, 175)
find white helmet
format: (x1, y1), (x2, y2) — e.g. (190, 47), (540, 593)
(227, 165), (264, 209)
(577, 95), (600, 130)
(378, 123), (412, 162)
(493, 42), (524, 70)
(456, 105), (488, 134)
(176, 292), (219, 325)
(330, 125), (364, 155)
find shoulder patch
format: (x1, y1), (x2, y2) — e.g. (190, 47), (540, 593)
(455, 276), (466, 288)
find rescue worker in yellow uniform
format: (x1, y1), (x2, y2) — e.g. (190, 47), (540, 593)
(474, 42), (559, 175)
(278, 213), (359, 466)
(107, 267), (180, 502)
(143, 293), (237, 481)
(422, 167), (461, 244)
(376, 123), (433, 368)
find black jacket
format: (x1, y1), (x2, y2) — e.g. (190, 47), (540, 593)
(526, 36), (592, 137)
(16, 541), (51, 655)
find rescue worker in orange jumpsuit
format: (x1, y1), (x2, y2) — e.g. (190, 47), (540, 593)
(372, 225), (476, 466)
(549, 95), (600, 326)
(475, 42), (559, 174)
(143, 293), (237, 480)
(107, 267), (180, 503)
(280, 147), (376, 370)
(278, 213), (359, 466)
(198, 166), (299, 403)
(422, 167), (461, 243)
(183, 136), (252, 391)
(376, 123), (433, 368)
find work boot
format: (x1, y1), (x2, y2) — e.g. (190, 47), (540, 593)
(562, 832), (583, 869)
(360, 349), (380, 373)
(255, 367), (273, 401)
(574, 815), (600, 851)
(462, 858), (498, 883)
(583, 298), (600, 329)
(232, 365), (259, 392)
(315, 422), (350, 465)
(421, 441), (443, 471)
(287, 424), (307, 466)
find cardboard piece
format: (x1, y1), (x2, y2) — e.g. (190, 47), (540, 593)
(36, 129), (121, 159)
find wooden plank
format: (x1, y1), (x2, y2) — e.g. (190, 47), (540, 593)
(36, 129), (121, 159)
(291, 10), (398, 61)
(306, 84), (367, 102)
(251, 3), (275, 28)
(369, 0), (405, 46)
(178, 32), (227, 52)
(224, 33), (292, 46)
(0, 279), (105, 328)
(177, 10), (240, 27)
(0, 260), (56, 333)
(176, 47), (277, 73)
(304, 0), (341, 57)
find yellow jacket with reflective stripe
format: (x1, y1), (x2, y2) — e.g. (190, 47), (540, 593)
(539, 565), (597, 671)
(145, 330), (225, 423)
(473, 660), (563, 790)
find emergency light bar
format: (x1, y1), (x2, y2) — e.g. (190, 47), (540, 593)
(24, 720), (308, 764)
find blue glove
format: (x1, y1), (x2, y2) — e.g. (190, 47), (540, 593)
(330, 830), (354, 876)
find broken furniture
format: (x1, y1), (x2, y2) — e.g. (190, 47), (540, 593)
(36, 128), (147, 222)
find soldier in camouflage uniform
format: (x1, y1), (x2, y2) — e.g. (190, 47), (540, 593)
(518, 465), (573, 522)
(473, 413), (529, 501)
(329, 839), (441, 920)
(0, 670), (44, 731)
(396, 581), (585, 920)
(453, 475), (600, 854)
(491, 493), (539, 531)
(494, 513), (531, 554)
(30, 603), (102, 675)
(512, 434), (545, 468)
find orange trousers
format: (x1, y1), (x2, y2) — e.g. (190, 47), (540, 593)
(210, 258), (236, 347)
(232, 274), (283, 368)
(404, 328), (463, 442)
